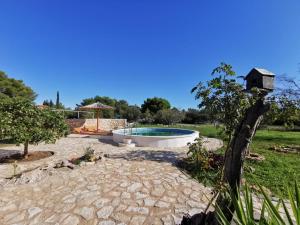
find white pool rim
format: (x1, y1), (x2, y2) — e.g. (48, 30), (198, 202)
(112, 127), (199, 148)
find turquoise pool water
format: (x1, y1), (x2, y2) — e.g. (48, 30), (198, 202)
(120, 128), (194, 136)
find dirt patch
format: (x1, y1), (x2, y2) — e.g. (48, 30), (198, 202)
(269, 145), (300, 154)
(0, 151), (54, 163)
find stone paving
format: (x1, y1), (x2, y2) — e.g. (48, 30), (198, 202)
(0, 135), (223, 225)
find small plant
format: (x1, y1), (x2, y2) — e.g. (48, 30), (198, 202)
(83, 146), (95, 162)
(216, 182), (300, 225)
(12, 160), (18, 177)
(186, 136), (223, 186)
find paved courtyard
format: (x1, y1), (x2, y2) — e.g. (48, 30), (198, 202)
(0, 135), (222, 225)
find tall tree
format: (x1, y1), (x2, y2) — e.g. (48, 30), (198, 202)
(0, 71), (37, 101)
(141, 97), (171, 114)
(56, 91), (60, 108)
(190, 63), (273, 223)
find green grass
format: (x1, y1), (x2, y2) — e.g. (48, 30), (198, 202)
(137, 123), (300, 197)
(245, 129), (300, 198)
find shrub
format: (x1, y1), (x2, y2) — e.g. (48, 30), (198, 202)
(154, 108), (184, 125)
(0, 98), (68, 156)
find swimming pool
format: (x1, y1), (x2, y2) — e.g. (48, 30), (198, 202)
(112, 127), (199, 147)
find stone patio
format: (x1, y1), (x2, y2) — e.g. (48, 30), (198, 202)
(0, 135), (223, 225)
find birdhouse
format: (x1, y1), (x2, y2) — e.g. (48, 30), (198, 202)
(245, 68), (275, 91)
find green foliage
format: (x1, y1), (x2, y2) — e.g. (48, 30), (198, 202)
(267, 96), (300, 129)
(185, 136), (223, 186)
(216, 182), (300, 225)
(0, 98), (68, 155)
(56, 91), (60, 108)
(187, 136), (209, 168)
(192, 62), (249, 141)
(82, 146), (95, 161)
(140, 124), (300, 197)
(123, 105), (142, 122)
(78, 96), (142, 121)
(141, 109), (155, 124)
(0, 71), (37, 101)
(141, 97), (171, 114)
(183, 108), (210, 124)
(154, 108), (184, 125)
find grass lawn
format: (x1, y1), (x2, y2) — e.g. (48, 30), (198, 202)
(138, 123), (300, 197)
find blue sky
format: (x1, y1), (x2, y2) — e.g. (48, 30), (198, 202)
(0, 0), (299, 109)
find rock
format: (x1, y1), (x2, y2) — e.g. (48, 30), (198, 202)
(155, 201), (170, 208)
(74, 206), (94, 220)
(97, 206), (114, 219)
(121, 192), (131, 199)
(144, 198), (156, 207)
(151, 188), (165, 197)
(61, 215), (80, 225)
(98, 220), (116, 225)
(130, 216), (146, 225)
(135, 192), (148, 199)
(28, 207), (42, 219)
(94, 198), (111, 208)
(126, 206), (149, 215)
(127, 182), (142, 192)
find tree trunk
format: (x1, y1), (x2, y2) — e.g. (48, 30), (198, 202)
(24, 141), (29, 156)
(215, 97), (269, 222)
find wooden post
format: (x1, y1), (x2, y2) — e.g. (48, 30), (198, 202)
(96, 110), (99, 131)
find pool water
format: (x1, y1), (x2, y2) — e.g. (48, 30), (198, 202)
(130, 131), (178, 136)
(113, 127), (199, 147)
(121, 128), (194, 136)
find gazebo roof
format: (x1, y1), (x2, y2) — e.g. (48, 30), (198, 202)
(79, 102), (114, 110)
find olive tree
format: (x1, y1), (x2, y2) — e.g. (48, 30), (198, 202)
(190, 63), (273, 223)
(191, 62), (249, 143)
(0, 98), (68, 156)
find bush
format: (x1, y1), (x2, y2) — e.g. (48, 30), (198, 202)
(183, 108), (210, 124)
(154, 108), (184, 125)
(0, 98), (68, 155)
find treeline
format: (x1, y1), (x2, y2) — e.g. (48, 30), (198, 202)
(2, 69), (299, 127)
(75, 96), (212, 125)
(75, 94), (300, 127)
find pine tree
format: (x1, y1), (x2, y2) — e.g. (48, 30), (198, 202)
(49, 100), (54, 107)
(56, 91), (60, 108)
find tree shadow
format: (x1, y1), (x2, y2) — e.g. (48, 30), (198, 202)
(98, 139), (119, 146)
(105, 149), (185, 165)
(0, 149), (22, 163)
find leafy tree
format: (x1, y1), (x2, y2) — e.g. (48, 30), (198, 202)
(192, 63), (273, 222)
(0, 98), (68, 156)
(0, 71), (37, 101)
(154, 108), (184, 125)
(192, 62), (249, 142)
(123, 105), (142, 122)
(183, 108), (210, 124)
(115, 100), (130, 118)
(141, 97), (171, 114)
(265, 75), (300, 128)
(141, 109), (155, 124)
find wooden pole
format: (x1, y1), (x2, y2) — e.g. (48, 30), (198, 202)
(96, 110), (99, 131)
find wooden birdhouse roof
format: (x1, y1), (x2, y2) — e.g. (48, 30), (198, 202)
(246, 68), (275, 79)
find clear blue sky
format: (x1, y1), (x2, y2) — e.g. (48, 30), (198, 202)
(0, 0), (299, 109)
